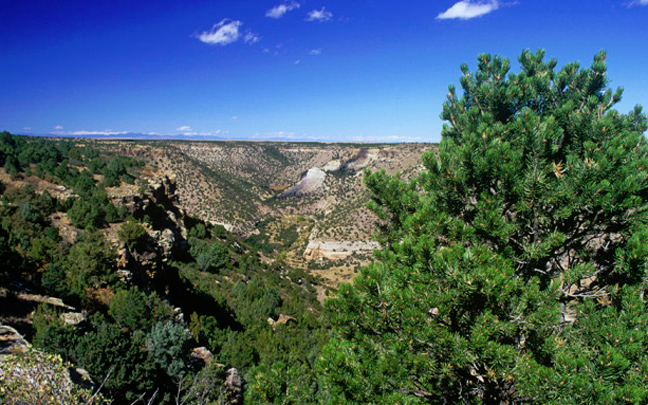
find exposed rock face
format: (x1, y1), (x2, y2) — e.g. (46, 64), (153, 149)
(114, 175), (187, 289)
(191, 346), (214, 366)
(5, 292), (75, 311)
(267, 314), (297, 329)
(280, 167), (327, 197)
(321, 159), (342, 172)
(0, 323), (28, 354)
(60, 312), (87, 327)
(224, 368), (244, 404)
(0, 324), (97, 404)
(157, 228), (176, 259)
(149, 175), (177, 205)
(339, 148), (374, 173)
(303, 239), (380, 261)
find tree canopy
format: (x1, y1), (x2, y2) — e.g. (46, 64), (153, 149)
(319, 50), (648, 404)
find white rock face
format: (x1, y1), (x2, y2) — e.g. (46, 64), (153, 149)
(321, 160), (342, 173)
(303, 239), (380, 260)
(340, 149), (375, 172)
(281, 167), (327, 197)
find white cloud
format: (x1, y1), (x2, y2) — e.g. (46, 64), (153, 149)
(251, 131), (299, 140)
(54, 125), (63, 130)
(309, 48), (322, 55)
(178, 130), (226, 137)
(305, 7), (333, 22)
(177, 126), (192, 132)
(266, 2), (300, 18)
(197, 19), (260, 46)
(72, 130), (130, 136)
(628, 0), (648, 5)
(294, 59), (301, 65)
(197, 19), (243, 45)
(51, 129), (130, 136)
(437, 1), (499, 20)
(244, 32), (261, 44)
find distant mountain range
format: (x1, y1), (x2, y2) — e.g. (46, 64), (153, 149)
(20, 132), (431, 143)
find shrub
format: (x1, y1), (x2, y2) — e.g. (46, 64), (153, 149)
(189, 238), (230, 273)
(146, 321), (193, 379)
(109, 287), (152, 331)
(117, 220), (148, 251)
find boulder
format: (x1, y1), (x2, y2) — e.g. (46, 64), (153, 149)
(60, 312), (87, 326)
(224, 368), (244, 404)
(191, 346), (214, 366)
(267, 314), (297, 329)
(159, 228), (176, 258)
(0, 323), (28, 354)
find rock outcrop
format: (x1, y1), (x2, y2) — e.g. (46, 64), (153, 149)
(60, 311), (88, 327)
(191, 346), (214, 366)
(0, 323), (28, 354)
(223, 368), (244, 404)
(0, 323), (98, 403)
(303, 239), (380, 261)
(280, 167), (327, 197)
(267, 314), (297, 329)
(114, 175), (188, 289)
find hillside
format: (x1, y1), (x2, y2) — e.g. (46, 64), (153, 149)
(92, 140), (434, 285)
(0, 132), (329, 404)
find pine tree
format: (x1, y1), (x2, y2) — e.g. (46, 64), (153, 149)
(318, 50), (648, 404)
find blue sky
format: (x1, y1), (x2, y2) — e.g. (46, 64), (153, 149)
(1, 0), (647, 142)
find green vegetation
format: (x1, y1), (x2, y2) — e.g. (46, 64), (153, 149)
(118, 220), (149, 251)
(0, 132), (328, 404)
(108, 287), (157, 331)
(3, 49), (648, 404)
(320, 50), (648, 403)
(189, 237), (230, 273)
(146, 321), (193, 379)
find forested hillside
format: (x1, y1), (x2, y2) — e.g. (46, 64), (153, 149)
(0, 132), (328, 404)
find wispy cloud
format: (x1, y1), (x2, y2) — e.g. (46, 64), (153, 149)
(266, 2), (300, 18)
(628, 0), (648, 5)
(437, 1), (499, 20)
(251, 131), (300, 140)
(177, 126), (225, 136)
(309, 48), (322, 55)
(305, 7), (333, 22)
(347, 134), (426, 143)
(177, 130), (226, 137)
(197, 19), (259, 46)
(72, 130), (130, 136)
(52, 129), (131, 136)
(54, 125), (63, 130)
(244, 32), (261, 44)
